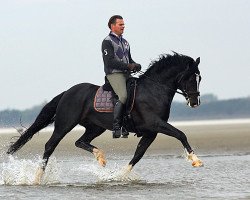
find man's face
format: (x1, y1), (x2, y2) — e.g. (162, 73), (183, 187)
(111, 19), (125, 36)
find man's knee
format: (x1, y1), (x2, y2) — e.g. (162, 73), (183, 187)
(119, 94), (127, 104)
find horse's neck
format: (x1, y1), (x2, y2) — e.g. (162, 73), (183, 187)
(138, 64), (182, 108)
(138, 77), (176, 117)
(140, 72), (178, 94)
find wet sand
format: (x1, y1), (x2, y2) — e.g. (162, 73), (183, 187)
(1, 119), (250, 157)
(1, 119), (250, 199)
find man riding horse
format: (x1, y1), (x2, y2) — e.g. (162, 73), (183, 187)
(7, 16), (203, 185)
(102, 15), (141, 138)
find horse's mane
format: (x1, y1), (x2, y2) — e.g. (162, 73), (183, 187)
(141, 52), (195, 77)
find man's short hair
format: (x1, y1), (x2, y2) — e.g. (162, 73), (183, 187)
(108, 15), (123, 29)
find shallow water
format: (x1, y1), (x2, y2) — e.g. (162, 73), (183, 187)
(1, 153), (250, 199)
(0, 121), (250, 199)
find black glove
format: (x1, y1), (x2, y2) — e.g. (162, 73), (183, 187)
(128, 63), (141, 72)
(127, 63), (137, 71)
(134, 63), (141, 72)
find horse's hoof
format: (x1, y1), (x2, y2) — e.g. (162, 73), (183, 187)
(98, 157), (106, 167)
(93, 149), (106, 167)
(186, 151), (204, 167)
(34, 167), (44, 185)
(192, 160), (204, 167)
(126, 164), (133, 172)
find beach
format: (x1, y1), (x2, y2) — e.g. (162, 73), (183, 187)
(1, 118), (249, 156)
(0, 119), (250, 199)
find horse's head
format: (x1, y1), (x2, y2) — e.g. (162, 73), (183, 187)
(141, 53), (202, 107)
(177, 57), (201, 108)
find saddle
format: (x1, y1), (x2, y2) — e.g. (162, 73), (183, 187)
(94, 77), (137, 114)
(94, 77), (141, 136)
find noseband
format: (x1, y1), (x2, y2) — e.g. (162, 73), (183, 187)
(177, 73), (201, 100)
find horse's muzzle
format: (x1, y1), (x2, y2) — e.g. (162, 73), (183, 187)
(187, 96), (200, 108)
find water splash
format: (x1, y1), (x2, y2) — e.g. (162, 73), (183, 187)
(0, 155), (61, 185)
(80, 162), (141, 182)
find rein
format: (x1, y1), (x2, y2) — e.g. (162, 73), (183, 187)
(134, 71), (187, 97)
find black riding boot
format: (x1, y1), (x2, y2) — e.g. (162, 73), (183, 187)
(112, 100), (124, 138)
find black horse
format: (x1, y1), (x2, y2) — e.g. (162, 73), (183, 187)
(7, 53), (203, 184)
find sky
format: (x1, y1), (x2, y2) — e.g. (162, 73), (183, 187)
(0, 0), (250, 110)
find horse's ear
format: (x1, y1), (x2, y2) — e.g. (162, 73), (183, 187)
(195, 57), (200, 65)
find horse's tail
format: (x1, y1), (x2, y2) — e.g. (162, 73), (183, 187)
(7, 92), (65, 155)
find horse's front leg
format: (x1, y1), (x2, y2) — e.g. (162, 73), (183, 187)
(127, 133), (157, 171)
(156, 120), (203, 167)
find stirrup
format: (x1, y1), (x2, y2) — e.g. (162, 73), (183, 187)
(121, 127), (129, 138)
(112, 128), (122, 138)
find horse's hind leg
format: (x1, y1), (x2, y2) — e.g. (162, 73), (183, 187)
(34, 125), (75, 184)
(35, 111), (81, 184)
(75, 123), (106, 167)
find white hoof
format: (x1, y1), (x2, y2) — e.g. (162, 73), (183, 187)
(187, 151), (204, 167)
(34, 167), (44, 185)
(93, 148), (106, 167)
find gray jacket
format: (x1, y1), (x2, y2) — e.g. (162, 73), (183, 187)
(102, 32), (135, 75)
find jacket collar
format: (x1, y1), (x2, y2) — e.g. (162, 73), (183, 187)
(109, 31), (123, 40)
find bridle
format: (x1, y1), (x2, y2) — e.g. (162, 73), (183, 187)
(134, 70), (200, 99)
(135, 71), (186, 98)
(176, 72), (201, 100)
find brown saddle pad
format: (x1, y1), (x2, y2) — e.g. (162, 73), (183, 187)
(94, 78), (137, 113)
(94, 86), (114, 112)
